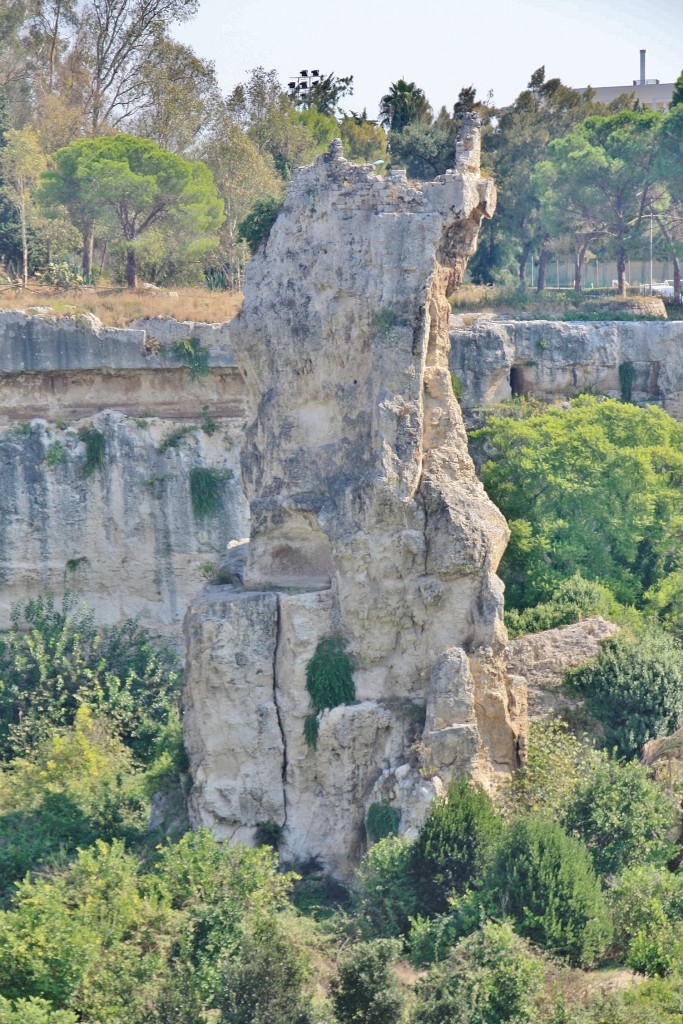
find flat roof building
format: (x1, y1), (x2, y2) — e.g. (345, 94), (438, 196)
(576, 50), (675, 111)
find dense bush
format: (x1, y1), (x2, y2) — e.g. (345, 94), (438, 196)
(567, 631), (683, 758)
(410, 780), (502, 915)
(472, 398), (683, 611)
(564, 757), (677, 877)
(330, 939), (404, 1024)
(410, 922), (545, 1024)
(355, 836), (418, 938)
(482, 814), (612, 966)
(609, 866), (683, 976)
(505, 574), (629, 638)
(0, 597), (180, 762)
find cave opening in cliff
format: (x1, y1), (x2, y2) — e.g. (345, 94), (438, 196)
(510, 365), (528, 397)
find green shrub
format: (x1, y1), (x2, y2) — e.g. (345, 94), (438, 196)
(330, 939), (404, 1024)
(159, 425), (195, 452)
(482, 814), (612, 966)
(450, 372), (463, 401)
(189, 466), (230, 520)
(411, 780), (502, 916)
(238, 197), (283, 254)
(0, 997), (78, 1023)
(505, 719), (596, 819)
(408, 896), (481, 967)
(305, 636), (355, 714)
(254, 821), (283, 850)
(619, 360), (637, 402)
(0, 597), (180, 762)
(505, 574), (627, 639)
(366, 802), (400, 845)
(609, 865), (683, 976)
(567, 631), (683, 758)
(303, 713), (319, 750)
(44, 442), (66, 468)
(172, 336), (210, 381)
(219, 916), (314, 1024)
(563, 757), (677, 877)
(355, 836), (418, 938)
(77, 427), (105, 477)
(410, 922), (545, 1024)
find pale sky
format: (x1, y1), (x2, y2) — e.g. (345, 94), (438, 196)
(175, 0), (683, 116)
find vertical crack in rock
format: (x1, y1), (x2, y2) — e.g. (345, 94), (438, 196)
(184, 130), (528, 876)
(271, 593), (288, 827)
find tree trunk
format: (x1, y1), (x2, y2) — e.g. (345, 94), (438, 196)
(126, 247), (137, 289)
(20, 197), (28, 287)
(617, 244), (627, 296)
(536, 237), (551, 293)
(518, 241), (532, 286)
(82, 222), (94, 280)
(674, 256), (681, 306)
(574, 252), (583, 292)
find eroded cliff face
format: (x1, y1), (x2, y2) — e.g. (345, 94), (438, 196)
(183, 138), (527, 876)
(0, 412), (247, 640)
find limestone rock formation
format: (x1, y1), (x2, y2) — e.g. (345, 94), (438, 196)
(450, 317), (683, 419)
(506, 617), (619, 720)
(183, 139), (526, 876)
(0, 412), (247, 640)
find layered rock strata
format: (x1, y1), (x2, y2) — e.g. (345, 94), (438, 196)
(450, 317), (683, 419)
(184, 139), (527, 876)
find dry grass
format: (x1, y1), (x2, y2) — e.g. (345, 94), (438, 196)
(0, 284), (243, 326)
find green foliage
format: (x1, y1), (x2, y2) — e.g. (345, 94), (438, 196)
(303, 713), (319, 750)
(450, 371), (463, 401)
(619, 360), (637, 402)
(172, 336), (210, 381)
(305, 636), (355, 713)
(330, 939), (404, 1024)
(205, 267), (229, 291)
(563, 757), (677, 877)
(43, 441), (65, 468)
(609, 865), (683, 976)
(411, 780), (502, 916)
(366, 802), (400, 845)
(505, 574), (629, 638)
(473, 397), (683, 610)
(410, 922), (545, 1024)
(238, 196), (283, 253)
(201, 404), (217, 436)
(339, 116), (387, 165)
(159, 424), (195, 452)
(482, 814), (612, 966)
(373, 309), (402, 336)
(0, 998), (78, 1023)
(379, 79), (432, 134)
(35, 262), (83, 289)
(505, 719), (595, 819)
(355, 836), (418, 938)
(77, 426), (105, 477)
(567, 631), (683, 758)
(254, 821), (283, 849)
(0, 596), (180, 763)
(189, 466), (230, 520)
(219, 916), (314, 1024)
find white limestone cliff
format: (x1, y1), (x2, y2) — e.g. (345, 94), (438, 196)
(183, 138), (527, 876)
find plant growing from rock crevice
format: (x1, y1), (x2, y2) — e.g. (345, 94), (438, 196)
(189, 466), (231, 520)
(77, 427), (105, 477)
(304, 636), (355, 749)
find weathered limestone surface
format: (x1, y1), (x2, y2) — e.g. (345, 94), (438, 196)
(0, 412), (247, 640)
(184, 139), (527, 876)
(506, 617), (619, 720)
(450, 318), (683, 419)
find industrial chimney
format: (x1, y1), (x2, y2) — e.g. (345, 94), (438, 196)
(640, 49), (646, 85)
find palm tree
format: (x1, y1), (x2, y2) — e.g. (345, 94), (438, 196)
(379, 80), (432, 133)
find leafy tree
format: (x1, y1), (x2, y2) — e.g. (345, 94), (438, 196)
(379, 79), (432, 134)
(563, 757), (677, 877)
(39, 137), (103, 277)
(609, 865), (683, 976)
(410, 922), (545, 1024)
(654, 106), (683, 302)
(505, 573), (627, 638)
(0, 596), (180, 762)
(567, 631), (683, 758)
(506, 719), (597, 819)
(330, 939), (404, 1024)
(340, 114), (387, 165)
(0, 998), (78, 1024)
(473, 398), (683, 610)
(388, 117), (453, 179)
(220, 917), (314, 1024)
(671, 70), (683, 109)
(42, 134), (223, 287)
(238, 195), (283, 254)
(355, 836), (418, 938)
(410, 780), (502, 915)
(482, 814), (612, 966)
(0, 127), (46, 283)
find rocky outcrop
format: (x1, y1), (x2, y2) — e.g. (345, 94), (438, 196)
(0, 412), (247, 641)
(506, 617), (619, 720)
(450, 318), (683, 419)
(183, 138), (527, 876)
